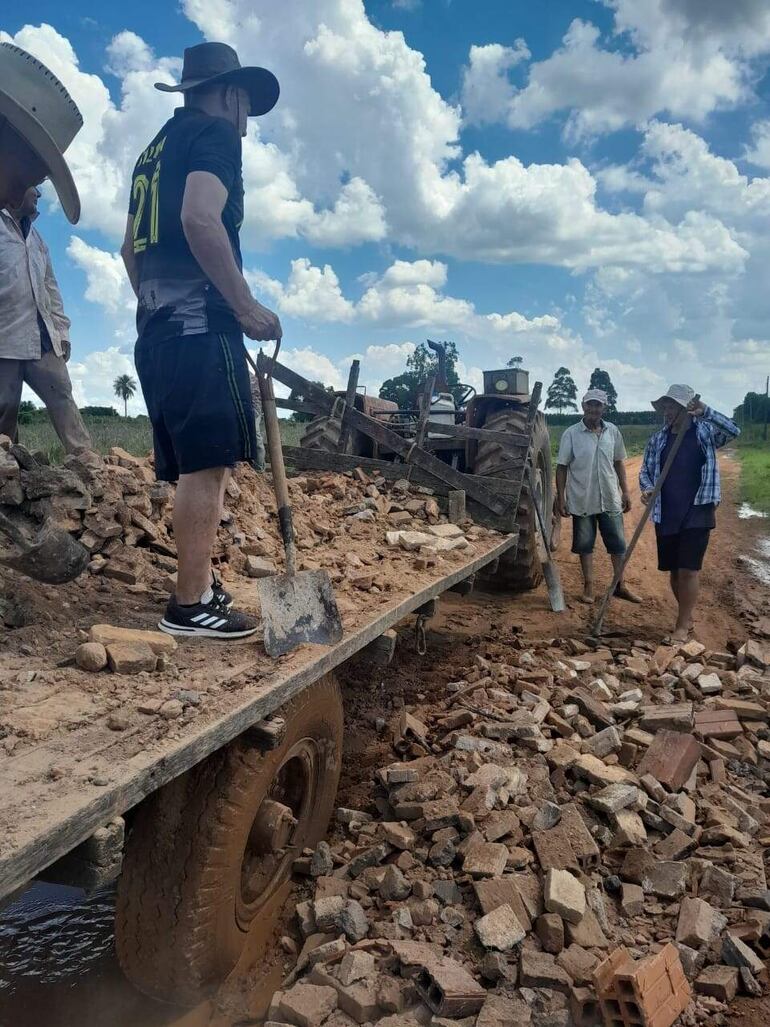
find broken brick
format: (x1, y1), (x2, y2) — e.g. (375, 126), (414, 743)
(278, 982), (338, 1027)
(475, 904), (526, 951)
(637, 731), (701, 791)
(544, 868), (586, 925)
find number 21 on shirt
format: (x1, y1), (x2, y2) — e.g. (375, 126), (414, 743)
(132, 161), (161, 254)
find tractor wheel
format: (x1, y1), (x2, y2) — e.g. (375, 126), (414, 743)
(300, 415), (343, 453)
(300, 416), (372, 457)
(114, 674), (344, 1006)
(475, 406), (553, 592)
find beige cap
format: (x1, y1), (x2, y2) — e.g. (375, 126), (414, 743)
(582, 389), (608, 405)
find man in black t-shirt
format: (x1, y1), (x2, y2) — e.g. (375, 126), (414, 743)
(121, 43), (281, 639)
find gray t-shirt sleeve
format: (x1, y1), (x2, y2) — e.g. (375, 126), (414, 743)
(556, 427), (573, 466)
(613, 426), (627, 461)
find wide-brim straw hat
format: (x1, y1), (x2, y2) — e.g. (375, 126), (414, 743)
(0, 43), (83, 224)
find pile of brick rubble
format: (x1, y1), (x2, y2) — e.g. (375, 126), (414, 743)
(0, 436), (491, 633)
(267, 632), (770, 1027)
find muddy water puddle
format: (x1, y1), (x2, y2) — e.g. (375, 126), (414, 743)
(0, 882), (285, 1027)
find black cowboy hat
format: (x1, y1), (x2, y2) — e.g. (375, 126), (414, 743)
(155, 42), (279, 116)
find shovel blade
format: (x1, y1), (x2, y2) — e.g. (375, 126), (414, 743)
(259, 570), (343, 658)
(0, 520), (89, 584)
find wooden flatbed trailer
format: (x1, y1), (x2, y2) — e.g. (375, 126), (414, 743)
(0, 529), (516, 1006)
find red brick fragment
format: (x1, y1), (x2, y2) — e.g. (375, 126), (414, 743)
(637, 731), (701, 791)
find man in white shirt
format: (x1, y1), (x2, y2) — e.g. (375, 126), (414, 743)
(556, 389), (641, 605)
(0, 186), (92, 452)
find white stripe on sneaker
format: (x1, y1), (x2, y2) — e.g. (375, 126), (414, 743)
(191, 613), (209, 623)
(210, 618), (227, 629)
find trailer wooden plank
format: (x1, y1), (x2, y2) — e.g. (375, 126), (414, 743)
(282, 446), (524, 499)
(0, 533), (516, 901)
(343, 407), (510, 516)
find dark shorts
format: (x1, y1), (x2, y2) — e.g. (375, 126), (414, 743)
(656, 528), (712, 572)
(571, 512), (626, 556)
(135, 331), (257, 482)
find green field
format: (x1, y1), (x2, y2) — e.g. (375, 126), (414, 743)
(733, 428), (770, 513)
(21, 415), (656, 464)
(19, 415), (304, 464)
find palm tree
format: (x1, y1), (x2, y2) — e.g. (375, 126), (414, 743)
(113, 374), (137, 417)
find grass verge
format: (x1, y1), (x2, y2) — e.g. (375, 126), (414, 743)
(733, 434), (770, 513)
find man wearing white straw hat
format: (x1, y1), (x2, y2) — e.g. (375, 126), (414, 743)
(0, 42), (82, 223)
(556, 388), (641, 605)
(640, 385), (739, 643)
(0, 43), (85, 459)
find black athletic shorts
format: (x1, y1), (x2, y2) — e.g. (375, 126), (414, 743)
(656, 527), (712, 572)
(135, 330), (257, 482)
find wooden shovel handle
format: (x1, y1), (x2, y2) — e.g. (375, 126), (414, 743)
(254, 349), (296, 577)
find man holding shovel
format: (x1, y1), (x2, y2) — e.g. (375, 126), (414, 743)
(556, 389), (641, 605)
(640, 385), (740, 643)
(121, 43), (282, 638)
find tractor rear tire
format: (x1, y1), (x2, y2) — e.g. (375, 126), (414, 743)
(300, 415), (372, 457)
(114, 675), (344, 1006)
(475, 406), (553, 592)
(300, 415), (343, 453)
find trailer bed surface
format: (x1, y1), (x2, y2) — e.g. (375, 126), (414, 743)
(0, 531), (515, 900)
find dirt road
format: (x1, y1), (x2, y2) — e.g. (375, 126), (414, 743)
(455, 453), (757, 653)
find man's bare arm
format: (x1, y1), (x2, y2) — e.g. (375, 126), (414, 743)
(614, 459), (631, 512)
(120, 216), (139, 299)
(555, 464), (569, 517)
(181, 171), (281, 341)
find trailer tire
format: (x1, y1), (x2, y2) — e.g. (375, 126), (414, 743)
(475, 407), (552, 592)
(115, 674), (344, 1006)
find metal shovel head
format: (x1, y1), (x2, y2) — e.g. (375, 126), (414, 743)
(259, 569), (344, 657)
(0, 520), (90, 584)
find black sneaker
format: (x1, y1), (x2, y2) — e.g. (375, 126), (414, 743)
(211, 571), (233, 609)
(159, 594), (258, 638)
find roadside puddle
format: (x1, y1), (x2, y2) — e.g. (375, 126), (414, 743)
(736, 503), (770, 586)
(738, 502), (768, 519)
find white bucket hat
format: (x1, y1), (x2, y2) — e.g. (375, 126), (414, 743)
(0, 43), (83, 224)
(651, 384), (695, 412)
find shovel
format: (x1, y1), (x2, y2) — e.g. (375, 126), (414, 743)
(527, 468), (565, 613)
(0, 510), (89, 584)
(256, 352), (344, 658)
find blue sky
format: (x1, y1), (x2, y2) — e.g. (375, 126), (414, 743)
(3, 0), (770, 415)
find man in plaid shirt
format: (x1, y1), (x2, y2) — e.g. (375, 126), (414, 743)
(640, 384), (740, 643)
